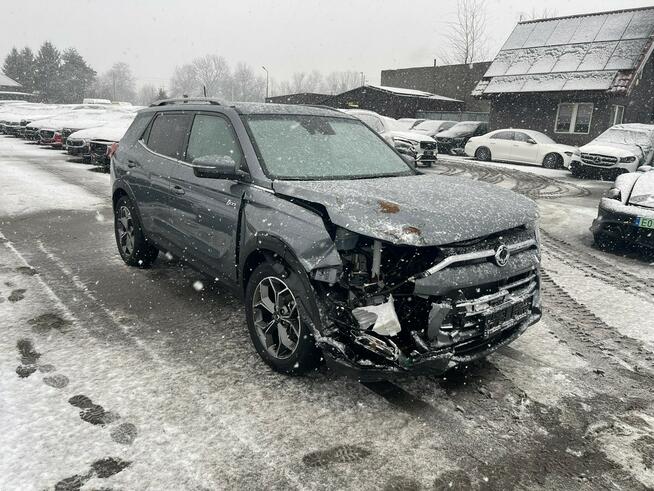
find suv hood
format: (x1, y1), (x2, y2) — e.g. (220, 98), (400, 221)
(580, 142), (643, 159)
(629, 171), (654, 209)
(273, 175), (537, 246)
(388, 130), (436, 143)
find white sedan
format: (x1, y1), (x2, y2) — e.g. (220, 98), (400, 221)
(465, 129), (580, 169)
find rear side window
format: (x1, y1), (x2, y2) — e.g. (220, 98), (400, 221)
(186, 114), (243, 164)
(146, 112), (193, 159)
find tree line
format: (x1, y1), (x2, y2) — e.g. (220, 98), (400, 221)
(2, 41), (144, 104)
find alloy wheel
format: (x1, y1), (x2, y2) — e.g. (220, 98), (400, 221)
(252, 276), (301, 360)
(116, 206), (135, 257)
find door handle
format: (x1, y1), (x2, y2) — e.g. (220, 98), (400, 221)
(173, 185), (185, 195)
(127, 160), (138, 168)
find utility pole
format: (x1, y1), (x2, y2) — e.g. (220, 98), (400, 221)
(262, 66), (269, 101)
(112, 72), (116, 101)
(360, 72), (365, 86)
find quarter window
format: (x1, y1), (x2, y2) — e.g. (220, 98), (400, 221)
(186, 114), (243, 165)
(555, 103), (593, 134)
(610, 105), (625, 125)
(146, 112), (193, 159)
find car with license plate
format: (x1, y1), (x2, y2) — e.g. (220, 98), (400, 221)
(465, 129), (580, 168)
(591, 165), (654, 251)
(111, 98), (542, 380)
(569, 124), (654, 179)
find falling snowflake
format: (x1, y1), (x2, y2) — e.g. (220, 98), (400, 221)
(193, 280), (204, 291)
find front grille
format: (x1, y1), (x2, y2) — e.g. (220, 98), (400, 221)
(90, 141), (108, 156)
(39, 129), (55, 140)
(67, 138), (85, 148)
(20, 120), (30, 127)
(420, 141), (437, 151)
(581, 153), (618, 167)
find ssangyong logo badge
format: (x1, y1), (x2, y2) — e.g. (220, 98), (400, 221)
(494, 245), (510, 267)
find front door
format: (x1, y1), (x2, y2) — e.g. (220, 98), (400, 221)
(168, 112), (247, 281)
(512, 131), (540, 164)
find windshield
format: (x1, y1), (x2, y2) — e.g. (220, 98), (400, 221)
(244, 114), (413, 180)
(444, 122), (478, 136)
(595, 128), (653, 147)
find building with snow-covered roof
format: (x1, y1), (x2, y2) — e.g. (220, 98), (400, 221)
(319, 84), (464, 119)
(474, 6), (654, 146)
(0, 71), (34, 101)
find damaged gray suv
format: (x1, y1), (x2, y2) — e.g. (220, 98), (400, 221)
(111, 98), (542, 380)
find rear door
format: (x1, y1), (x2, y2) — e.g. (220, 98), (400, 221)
(133, 111), (193, 245)
(168, 112), (247, 280)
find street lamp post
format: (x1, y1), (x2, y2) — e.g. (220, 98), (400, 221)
(262, 66), (269, 101)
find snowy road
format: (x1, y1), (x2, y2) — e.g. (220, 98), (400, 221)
(1, 137), (653, 490)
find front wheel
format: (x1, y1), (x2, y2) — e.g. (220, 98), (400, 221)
(475, 147), (491, 161)
(114, 196), (158, 267)
(543, 153), (563, 169)
(245, 261), (321, 375)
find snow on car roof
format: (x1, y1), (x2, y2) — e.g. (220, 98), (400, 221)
(474, 6), (654, 95)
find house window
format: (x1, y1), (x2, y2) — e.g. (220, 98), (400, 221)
(555, 103), (594, 134)
(610, 105), (624, 125)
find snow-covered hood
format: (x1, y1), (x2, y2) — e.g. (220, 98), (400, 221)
(273, 174), (536, 246)
(580, 142), (643, 159)
(629, 171), (654, 209)
(387, 130), (436, 143)
(69, 122), (131, 142)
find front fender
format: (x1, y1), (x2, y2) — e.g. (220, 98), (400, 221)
(239, 188), (342, 280)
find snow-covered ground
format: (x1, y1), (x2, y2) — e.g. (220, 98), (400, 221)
(1, 137), (653, 490)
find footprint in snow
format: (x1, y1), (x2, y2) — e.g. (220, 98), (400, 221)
(14, 339), (69, 388)
(8, 288), (26, 302)
(302, 444), (371, 467)
(15, 266), (37, 276)
(68, 395), (138, 444)
(28, 312), (72, 334)
(54, 457), (131, 491)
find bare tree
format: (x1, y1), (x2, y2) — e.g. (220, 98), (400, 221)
(170, 63), (200, 97)
(137, 84), (159, 105)
(324, 70), (360, 94)
(192, 54), (230, 97)
(441, 0), (488, 65)
(94, 62), (136, 102)
(231, 62), (265, 101)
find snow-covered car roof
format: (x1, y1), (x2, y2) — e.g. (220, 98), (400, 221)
(30, 107), (136, 131)
(68, 115), (137, 142)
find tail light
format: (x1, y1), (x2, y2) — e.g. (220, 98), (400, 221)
(108, 142), (119, 159)
(54, 132), (62, 143)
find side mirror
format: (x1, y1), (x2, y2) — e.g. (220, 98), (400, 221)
(192, 155), (238, 179)
(526, 138), (537, 144)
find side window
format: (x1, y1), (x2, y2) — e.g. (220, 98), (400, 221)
(146, 112), (193, 159)
(514, 132), (532, 143)
(185, 114), (243, 165)
(491, 131), (514, 140)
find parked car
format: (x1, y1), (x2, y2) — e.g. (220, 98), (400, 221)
(66, 113), (137, 163)
(465, 129), (580, 168)
(436, 121), (488, 154)
(591, 165), (654, 251)
(111, 99), (542, 380)
(343, 109), (438, 167)
(569, 124), (654, 179)
(32, 106), (132, 147)
(412, 120), (457, 138)
(0, 103), (63, 136)
(396, 118), (426, 130)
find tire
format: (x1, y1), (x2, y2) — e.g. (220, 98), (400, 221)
(114, 195), (158, 267)
(245, 260), (321, 375)
(475, 147), (491, 161)
(543, 153), (563, 169)
(594, 231), (618, 251)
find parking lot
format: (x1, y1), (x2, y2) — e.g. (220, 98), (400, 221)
(1, 136), (653, 490)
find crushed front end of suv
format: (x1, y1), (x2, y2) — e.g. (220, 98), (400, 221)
(111, 100), (542, 380)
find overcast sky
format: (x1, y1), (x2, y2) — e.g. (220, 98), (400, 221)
(2, 0), (653, 90)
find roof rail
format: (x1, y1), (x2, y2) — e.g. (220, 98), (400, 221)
(149, 97), (226, 107)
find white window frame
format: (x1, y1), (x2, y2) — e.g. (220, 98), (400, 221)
(610, 105), (625, 125)
(554, 102), (594, 135)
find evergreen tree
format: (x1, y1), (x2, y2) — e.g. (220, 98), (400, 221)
(34, 41), (61, 102)
(17, 47), (35, 92)
(60, 48), (96, 103)
(2, 47), (21, 83)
